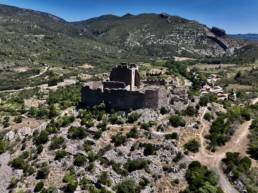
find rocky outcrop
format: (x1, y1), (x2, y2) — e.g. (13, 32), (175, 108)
(211, 27), (227, 37)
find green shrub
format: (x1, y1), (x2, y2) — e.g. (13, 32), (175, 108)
(183, 161), (222, 193)
(68, 127), (86, 139)
(126, 128), (139, 139)
(160, 106), (170, 115)
(124, 158), (148, 172)
(74, 154), (87, 166)
(0, 139), (6, 154)
(141, 143), (156, 156)
(34, 181), (44, 192)
(49, 136), (65, 150)
(127, 112), (141, 123)
(87, 151), (97, 163)
(109, 113), (124, 124)
(10, 157), (26, 169)
(204, 112), (212, 121)
(14, 115), (23, 123)
(184, 139), (200, 153)
(169, 115), (186, 127)
(199, 95), (209, 106)
(140, 121), (155, 130)
(63, 168), (78, 193)
(34, 130), (49, 145)
(97, 171), (112, 186)
(112, 162), (128, 176)
(222, 152), (257, 193)
(165, 132), (178, 140)
(55, 149), (67, 160)
(184, 106), (196, 116)
(36, 166), (49, 179)
(116, 178), (140, 193)
(249, 119), (258, 160)
(111, 133), (127, 146)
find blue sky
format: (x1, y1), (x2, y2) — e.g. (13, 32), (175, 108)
(0, 0), (258, 34)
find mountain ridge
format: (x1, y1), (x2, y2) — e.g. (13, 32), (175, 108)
(0, 3), (256, 67)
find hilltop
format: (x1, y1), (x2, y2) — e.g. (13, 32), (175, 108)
(74, 13), (243, 57)
(0, 3), (253, 67)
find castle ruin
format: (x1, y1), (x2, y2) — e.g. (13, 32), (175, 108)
(81, 63), (169, 110)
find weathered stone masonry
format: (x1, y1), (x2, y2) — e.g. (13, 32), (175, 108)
(81, 63), (169, 110)
(81, 85), (168, 110)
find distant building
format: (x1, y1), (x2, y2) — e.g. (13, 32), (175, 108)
(81, 63), (169, 110)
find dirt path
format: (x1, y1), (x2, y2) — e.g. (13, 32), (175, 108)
(192, 107), (252, 193)
(29, 65), (49, 79)
(0, 78), (76, 94)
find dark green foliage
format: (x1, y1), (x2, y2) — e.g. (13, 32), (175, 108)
(139, 177), (150, 189)
(222, 152), (251, 174)
(116, 178), (140, 193)
(199, 95), (210, 106)
(165, 132), (178, 140)
(169, 115), (186, 127)
(207, 107), (251, 149)
(198, 93), (217, 107)
(34, 181), (44, 192)
(140, 143), (157, 156)
(184, 106), (197, 116)
(3, 116), (10, 128)
(56, 115), (75, 127)
(87, 151), (97, 162)
(249, 119), (258, 160)
(63, 168), (78, 193)
(204, 112), (212, 121)
(40, 186), (58, 193)
(183, 161), (223, 193)
(10, 156), (26, 170)
(49, 136), (65, 150)
(112, 162), (128, 176)
(160, 106), (170, 115)
(165, 60), (196, 77)
(74, 154), (87, 166)
(184, 139), (200, 153)
(222, 152), (258, 193)
(68, 127), (87, 139)
(173, 152), (183, 162)
(36, 165), (49, 179)
(109, 113), (124, 124)
(97, 171), (112, 186)
(140, 121), (155, 130)
(34, 130), (49, 145)
(83, 140), (94, 152)
(47, 85), (81, 110)
(111, 133), (127, 146)
(37, 144), (44, 154)
(124, 158), (148, 172)
(0, 139), (6, 154)
(9, 151), (33, 174)
(14, 115), (23, 123)
(127, 112), (141, 123)
(126, 128), (139, 139)
(48, 105), (59, 118)
(55, 149), (67, 160)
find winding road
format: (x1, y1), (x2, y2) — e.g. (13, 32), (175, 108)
(192, 107), (252, 193)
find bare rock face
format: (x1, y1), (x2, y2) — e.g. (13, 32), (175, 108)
(0, 153), (12, 193)
(211, 27), (227, 37)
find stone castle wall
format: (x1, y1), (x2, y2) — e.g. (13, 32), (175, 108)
(81, 86), (168, 110)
